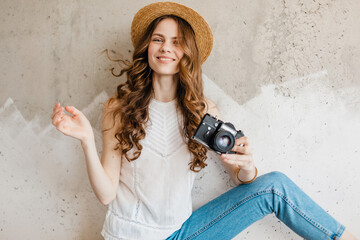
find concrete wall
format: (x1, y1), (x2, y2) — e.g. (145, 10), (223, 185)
(1, 0), (359, 239)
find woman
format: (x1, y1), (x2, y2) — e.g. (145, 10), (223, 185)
(51, 2), (357, 240)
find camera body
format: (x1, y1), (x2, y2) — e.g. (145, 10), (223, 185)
(192, 113), (244, 155)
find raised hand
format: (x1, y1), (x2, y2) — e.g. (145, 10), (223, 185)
(51, 102), (94, 143)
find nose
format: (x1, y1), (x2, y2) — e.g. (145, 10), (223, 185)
(159, 41), (171, 53)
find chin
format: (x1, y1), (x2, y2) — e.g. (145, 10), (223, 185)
(153, 68), (178, 76)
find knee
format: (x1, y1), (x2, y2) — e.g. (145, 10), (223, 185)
(264, 171), (293, 189)
(266, 171), (289, 181)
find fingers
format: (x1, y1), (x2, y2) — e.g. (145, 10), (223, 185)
(221, 154), (252, 168)
(221, 152), (251, 162)
(231, 144), (252, 155)
(52, 109), (64, 126)
(220, 136), (254, 168)
(53, 102), (60, 111)
(51, 102), (81, 121)
(51, 106), (63, 119)
(235, 136), (249, 146)
(51, 102), (65, 126)
(230, 136), (252, 154)
(65, 105), (82, 116)
(51, 102), (62, 118)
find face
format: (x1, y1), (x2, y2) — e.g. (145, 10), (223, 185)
(148, 18), (185, 76)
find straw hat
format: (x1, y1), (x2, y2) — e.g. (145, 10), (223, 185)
(131, 1), (213, 64)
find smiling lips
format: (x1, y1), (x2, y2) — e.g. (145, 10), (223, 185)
(156, 56), (175, 63)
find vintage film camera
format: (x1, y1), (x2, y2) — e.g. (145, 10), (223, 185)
(192, 113), (245, 154)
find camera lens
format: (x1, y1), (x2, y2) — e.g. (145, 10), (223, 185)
(213, 130), (235, 153)
(218, 135), (231, 148)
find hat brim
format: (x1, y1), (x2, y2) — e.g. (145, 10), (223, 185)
(131, 2), (213, 64)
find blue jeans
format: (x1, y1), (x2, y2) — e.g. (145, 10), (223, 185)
(166, 171), (345, 240)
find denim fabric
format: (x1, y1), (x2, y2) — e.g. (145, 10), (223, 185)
(166, 171), (345, 240)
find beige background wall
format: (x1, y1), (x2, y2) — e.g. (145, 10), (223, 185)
(1, 0), (359, 239)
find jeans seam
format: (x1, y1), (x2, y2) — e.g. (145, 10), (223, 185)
(183, 189), (274, 240)
(272, 189), (333, 238)
(332, 224), (345, 240)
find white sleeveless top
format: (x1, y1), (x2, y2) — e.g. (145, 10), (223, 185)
(101, 98), (197, 240)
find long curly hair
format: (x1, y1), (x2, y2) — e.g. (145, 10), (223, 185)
(105, 15), (209, 172)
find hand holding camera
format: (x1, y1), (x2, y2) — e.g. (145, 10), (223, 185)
(192, 113), (245, 155)
(192, 113), (255, 173)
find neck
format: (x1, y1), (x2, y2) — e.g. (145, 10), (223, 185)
(151, 72), (178, 102)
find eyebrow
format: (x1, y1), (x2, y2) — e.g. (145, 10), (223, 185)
(152, 33), (179, 39)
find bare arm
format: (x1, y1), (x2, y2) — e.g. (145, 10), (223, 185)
(204, 98), (257, 186)
(81, 99), (122, 205)
(51, 99), (122, 205)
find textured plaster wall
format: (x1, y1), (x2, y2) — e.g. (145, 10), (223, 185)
(0, 0), (359, 239)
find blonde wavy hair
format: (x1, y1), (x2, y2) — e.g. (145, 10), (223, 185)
(105, 15), (209, 172)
